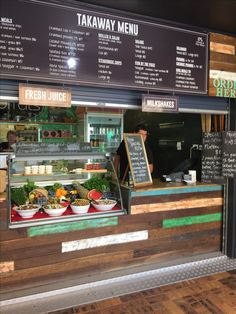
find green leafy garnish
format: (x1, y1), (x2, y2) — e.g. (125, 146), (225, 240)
(11, 187), (28, 205)
(83, 176), (110, 193)
(23, 179), (38, 194)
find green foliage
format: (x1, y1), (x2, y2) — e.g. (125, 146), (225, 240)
(83, 176), (110, 193)
(65, 107), (77, 118)
(23, 179), (38, 194)
(35, 107), (48, 121)
(11, 187), (28, 205)
(52, 182), (63, 191)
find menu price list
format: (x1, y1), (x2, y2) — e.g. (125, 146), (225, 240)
(48, 26), (90, 79)
(1, 0), (207, 94)
(124, 134), (152, 186)
(0, 17), (39, 73)
(201, 132), (223, 183)
(222, 132), (236, 178)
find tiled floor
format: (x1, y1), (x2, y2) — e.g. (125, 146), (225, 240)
(48, 270), (236, 314)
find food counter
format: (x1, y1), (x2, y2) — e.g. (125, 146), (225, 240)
(121, 179), (223, 215)
(0, 173), (224, 300)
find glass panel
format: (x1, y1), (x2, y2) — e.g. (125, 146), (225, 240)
(87, 114), (123, 153)
(9, 153), (124, 227)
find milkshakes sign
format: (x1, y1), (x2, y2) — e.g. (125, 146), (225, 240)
(142, 95), (179, 113)
(19, 84), (71, 107)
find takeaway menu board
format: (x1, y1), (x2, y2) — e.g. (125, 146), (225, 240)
(0, 0), (208, 94)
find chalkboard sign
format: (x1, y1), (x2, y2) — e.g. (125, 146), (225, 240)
(201, 132), (224, 183)
(222, 131), (236, 178)
(124, 134), (152, 187)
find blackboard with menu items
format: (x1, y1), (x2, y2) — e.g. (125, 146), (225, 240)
(222, 131), (236, 178)
(201, 132), (224, 183)
(124, 134), (152, 187)
(0, 0), (208, 94)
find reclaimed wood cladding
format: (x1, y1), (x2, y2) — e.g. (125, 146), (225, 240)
(130, 189), (223, 214)
(0, 186), (223, 295)
(209, 32), (236, 97)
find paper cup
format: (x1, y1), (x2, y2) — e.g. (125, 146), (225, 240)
(31, 165), (39, 175)
(188, 170), (196, 182)
(38, 165), (46, 175)
(46, 165), (53, 174)
(24, 166), (31, 175)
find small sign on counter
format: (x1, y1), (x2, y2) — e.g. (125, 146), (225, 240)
(124, 133), (152, 187)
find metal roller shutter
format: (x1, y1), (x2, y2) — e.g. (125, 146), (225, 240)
(0, 79), (229, 113)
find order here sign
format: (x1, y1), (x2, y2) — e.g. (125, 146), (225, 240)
(19, 84), (71, 107)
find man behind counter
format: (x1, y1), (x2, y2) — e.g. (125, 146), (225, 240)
(0, 130), (18, 152)
(114, 124), (154, 182)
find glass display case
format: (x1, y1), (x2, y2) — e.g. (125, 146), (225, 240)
(7, 149), (125, 228)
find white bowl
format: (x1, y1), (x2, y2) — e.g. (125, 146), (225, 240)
(15, 204), (41, 218)
(71, 204), (90, 214)
(184, 179), (196, 185)
(92, 199), (117, 211)
(43, 205), (67, 217)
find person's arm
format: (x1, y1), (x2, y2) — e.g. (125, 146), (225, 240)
(146, 143), (154, 174)
(149, 163), (154, 174)
(113, 154), (120, 177)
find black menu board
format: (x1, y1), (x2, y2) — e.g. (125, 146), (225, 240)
(13, 142), (91, 156)
(222, 131), (236, 178)
(124, 134), (152, 187)
(0, 0), (208, 94)
(201, 132), (223, 183)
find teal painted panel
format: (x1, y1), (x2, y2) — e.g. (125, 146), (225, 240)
(163, 213), (222, 228)
(28, 217), (118, 237)
(131, 185), (223, 197)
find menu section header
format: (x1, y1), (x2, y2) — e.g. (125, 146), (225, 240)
(142, 95), (179, 113)
(0, 0), (208, 94)
(19, 84), (71, 107)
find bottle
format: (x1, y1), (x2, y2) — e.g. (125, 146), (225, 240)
(128, 171), (134, 186)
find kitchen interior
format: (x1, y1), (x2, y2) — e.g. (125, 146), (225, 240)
(0, 101), (226, 180)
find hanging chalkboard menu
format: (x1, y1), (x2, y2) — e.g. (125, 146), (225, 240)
(124, 134), (152, 187)
(0, 0), (208, 94)
(222, 131), (236, 178)
(201, 132), (224, 183)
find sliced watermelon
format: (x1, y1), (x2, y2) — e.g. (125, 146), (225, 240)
(88, 189), (103, 200)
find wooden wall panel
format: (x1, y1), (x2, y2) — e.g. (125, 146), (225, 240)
(130, 190), (223, 205)
(0, 183), (224, 297)
(209, 32), (236, 98)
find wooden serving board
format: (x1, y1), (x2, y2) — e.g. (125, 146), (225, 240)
(81, 169), (107, 173)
